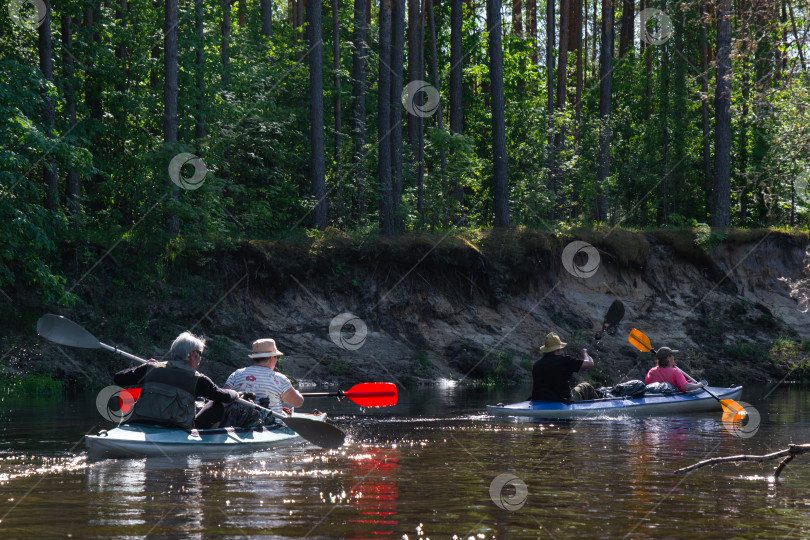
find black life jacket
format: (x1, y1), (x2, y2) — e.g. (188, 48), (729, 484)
(129, 364), (199, 428)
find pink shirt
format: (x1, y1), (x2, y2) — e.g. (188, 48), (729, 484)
(645, 366), (689, 392)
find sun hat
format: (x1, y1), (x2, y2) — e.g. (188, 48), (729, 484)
(249, 338), (284, 358)
(540, 332), (567, 353)
(656, 346), (679, 361)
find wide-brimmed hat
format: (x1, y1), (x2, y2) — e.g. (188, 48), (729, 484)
(656, 346), (679, 360)
(540, 332), (567, 353)
(249, 338), (284, 358)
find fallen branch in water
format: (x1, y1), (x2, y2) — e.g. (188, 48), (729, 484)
(675, 444), (810, 479)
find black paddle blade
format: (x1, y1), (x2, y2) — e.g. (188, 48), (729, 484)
(604, 300), (625, 327)
(37, 314), (102, 349)
(282, 416), (345, 449)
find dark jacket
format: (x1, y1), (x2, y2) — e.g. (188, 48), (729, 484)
(114, 363), (238, 429)
(530, 353), (584, 403)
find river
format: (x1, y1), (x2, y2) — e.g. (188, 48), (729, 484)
(0, 383), (808, 538)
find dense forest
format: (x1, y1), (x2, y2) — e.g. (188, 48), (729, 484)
(1, 0), (809, 303)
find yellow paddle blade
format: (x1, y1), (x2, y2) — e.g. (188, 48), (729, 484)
(628, 328), (652, 352)
(719, 398), (746, 416)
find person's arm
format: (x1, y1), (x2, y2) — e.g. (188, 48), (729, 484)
(680, 369), (705, 391)
(113, 363), (151, 387)
(671, 368), (703, 392)
(281, 387), (304, 408)
(195, 374), (239, 403)
(578, 349), (594, 371)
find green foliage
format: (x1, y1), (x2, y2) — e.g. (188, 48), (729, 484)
(1, 0), (809, 304)
(0, 373), (65, 397)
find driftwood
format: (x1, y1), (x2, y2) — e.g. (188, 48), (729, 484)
(674, 444), (810, 479)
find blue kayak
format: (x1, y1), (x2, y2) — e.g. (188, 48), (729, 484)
(486, 386), (743, 419)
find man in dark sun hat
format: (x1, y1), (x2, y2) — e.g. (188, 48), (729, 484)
(530, 332), (598, 402)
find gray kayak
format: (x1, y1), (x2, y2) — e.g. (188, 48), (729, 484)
(486, 386), (744, 419)
(85, 412), (328, 460)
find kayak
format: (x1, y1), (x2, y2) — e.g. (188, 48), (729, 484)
(486, 386), (743, 419)
(85, 412), (328, 460)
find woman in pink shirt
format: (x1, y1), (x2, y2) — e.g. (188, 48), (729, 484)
(644, 347), (705, 392)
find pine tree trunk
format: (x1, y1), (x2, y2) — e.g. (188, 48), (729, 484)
(554, 0), (570, 209)
(569, 0), (582, 140)
(222, 0), (232, 183)
(379, 0), (395, 235)
(309, 0), (328, 229)
(426, 0), (447, 216)
(513, 0), (523, 36)
(390, 0), (405, 232)
(261, 0), (273, 38)
(738, 6), (750, 225)
(352, 0), (368, 221)
(407, 0), (423, 220)
(164, 0), (180, 236)
(195, 0), (205, 139)
(116, 0), (128, 91)
(450, 0), (464, 207)
(618, 0), (633, 57)
(546, 0), (555, 219)
(489, 0), (510, 227)
(596, 0), (614, 222)
(699, 0), (711, 193)
(526, 0), (537, 64)
(39, 0), (58, 215)
(333, 0), (343, 224)
(711, 0), (731, 227)
(62, 13), (81, 223)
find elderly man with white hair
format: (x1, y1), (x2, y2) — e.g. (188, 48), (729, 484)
(113, 331), (239, 429)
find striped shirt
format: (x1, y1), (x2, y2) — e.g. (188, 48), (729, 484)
(225, 366), (293, 414)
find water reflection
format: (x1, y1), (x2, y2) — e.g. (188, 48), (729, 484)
(346, 446), (401, 537)
(87, 457), (205, 535)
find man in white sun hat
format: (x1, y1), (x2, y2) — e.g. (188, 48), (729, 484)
(224, 338), (305, 417)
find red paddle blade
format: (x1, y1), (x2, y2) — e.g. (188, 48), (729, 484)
(628, 328), (653, 352)
(343, 382), (398, 407)
(119, 388), (142, 414)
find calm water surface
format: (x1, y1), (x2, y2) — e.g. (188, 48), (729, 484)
(0, 383), (809, 538)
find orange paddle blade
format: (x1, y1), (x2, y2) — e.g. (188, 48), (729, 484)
(628, 328), (653, 352)
(343, 382), (398, 407)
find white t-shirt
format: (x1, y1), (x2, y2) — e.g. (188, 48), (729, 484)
(225, 365), (293, 414)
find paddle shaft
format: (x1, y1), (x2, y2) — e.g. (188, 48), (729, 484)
(302, 391), (394, 398)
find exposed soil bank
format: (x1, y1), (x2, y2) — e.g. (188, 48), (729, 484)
(3, 228), (810, 392)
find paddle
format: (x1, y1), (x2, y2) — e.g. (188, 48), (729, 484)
(37, 314), (346, 449)
(597, 299), (625, 340)
(302, 382), (398, 408)
(627, 327), (741, 414)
